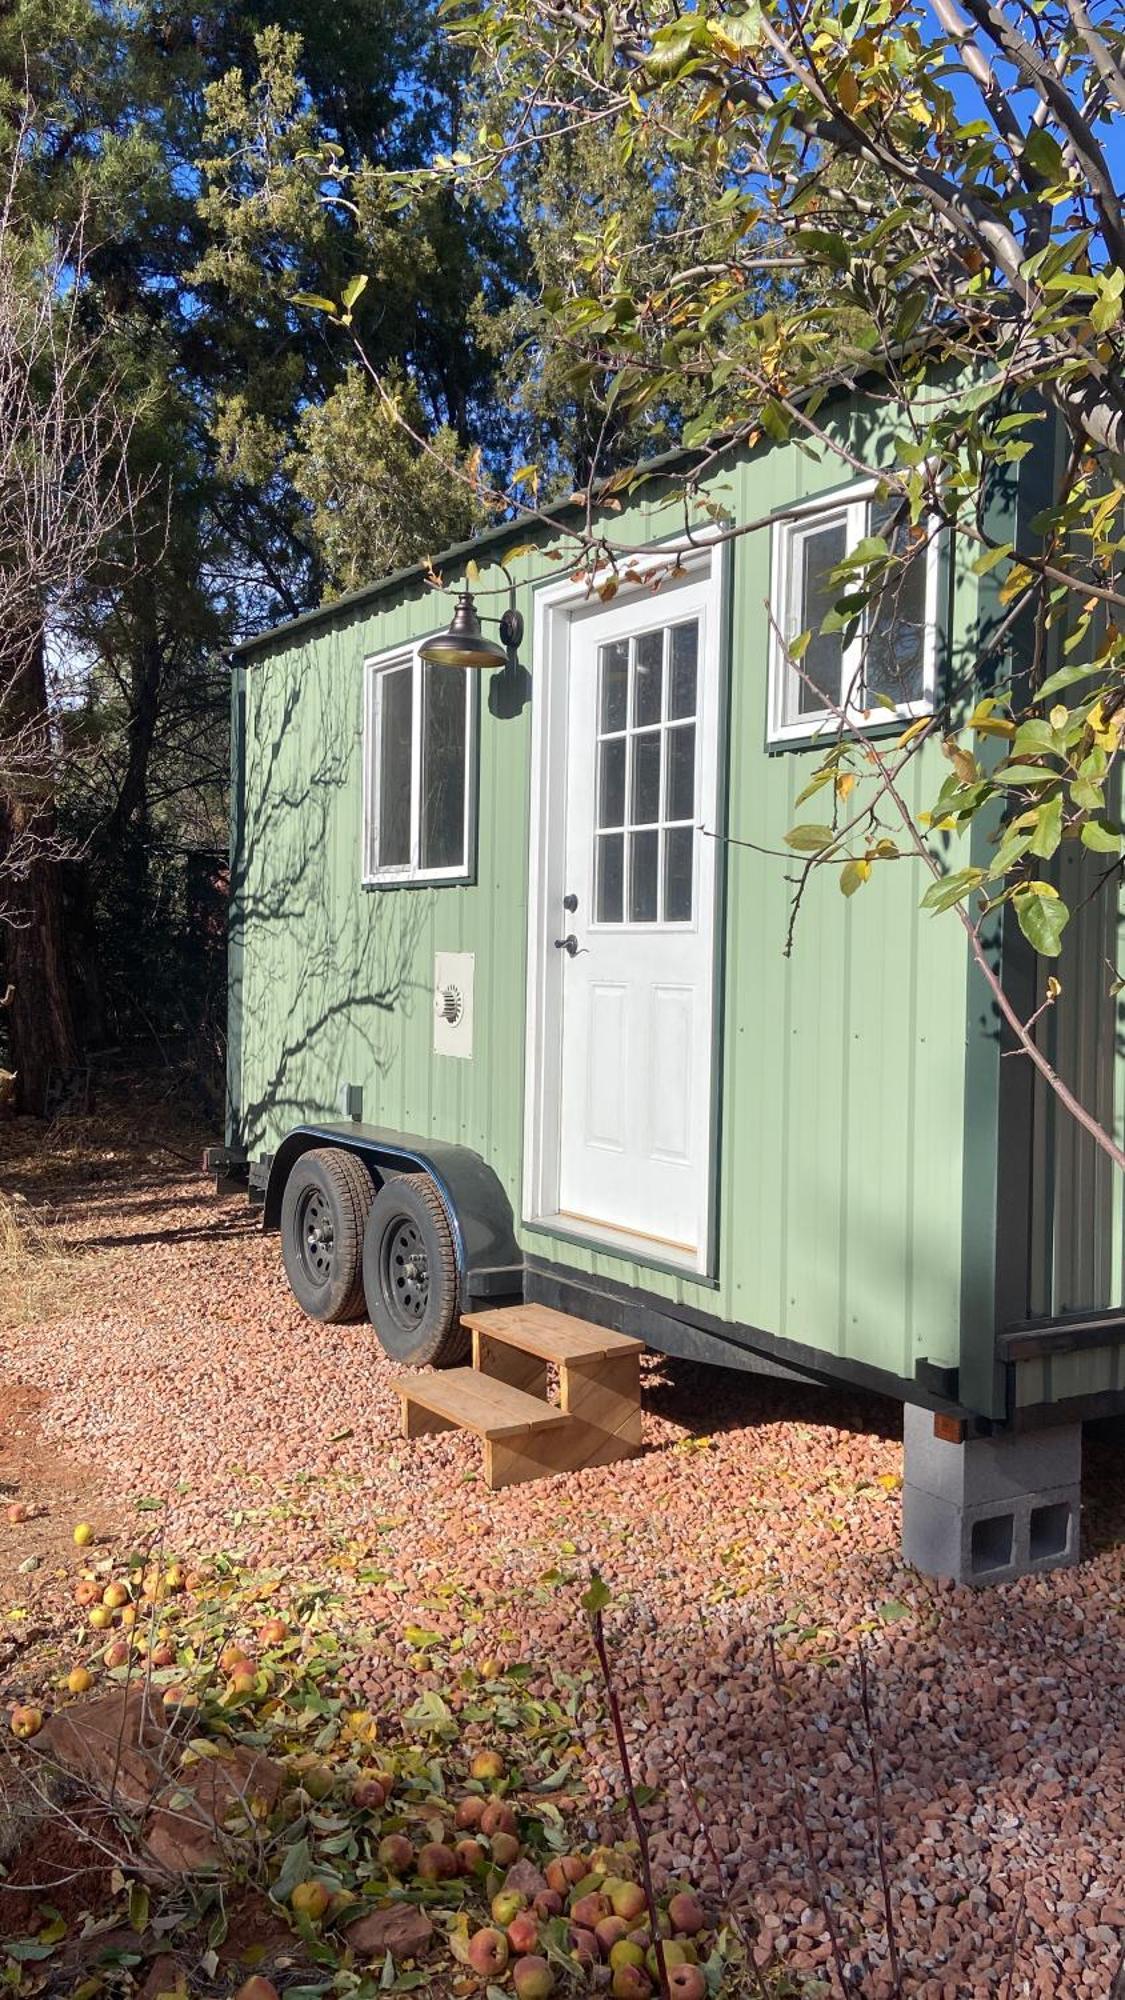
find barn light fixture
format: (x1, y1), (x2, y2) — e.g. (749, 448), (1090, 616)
(419, 588), (524, 671)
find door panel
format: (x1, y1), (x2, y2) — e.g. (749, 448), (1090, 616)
(550, 576), (719, 1263)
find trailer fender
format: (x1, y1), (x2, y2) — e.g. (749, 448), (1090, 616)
(263, 1123), (524, 1301)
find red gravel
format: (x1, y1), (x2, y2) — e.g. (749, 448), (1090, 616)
(3, 1115), (1125, 1996)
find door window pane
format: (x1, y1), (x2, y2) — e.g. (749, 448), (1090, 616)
(665, 723), (695, 822)
(600, 640), (629, 732)
(631, 731), (661, 825)
(795, 518), (847, 717)
(633, 629), (664, 726)
(663, 825), (694, 922)
(420, 665), (466, 869)
(597, 832), (624, 923)
(377, 665), (412, 867)
(669, 622), (698, 719)
(629, 828), (659, 922)
(598, 737), (626, 828)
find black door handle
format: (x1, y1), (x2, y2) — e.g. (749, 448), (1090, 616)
(554, 933), (579, 957)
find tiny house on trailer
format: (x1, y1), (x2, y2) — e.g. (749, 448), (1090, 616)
(218, 384), (1125, 1586)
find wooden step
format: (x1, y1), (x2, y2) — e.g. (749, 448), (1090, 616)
(462, 1304), (644, 1366)
(393, 1367), (569, 1442)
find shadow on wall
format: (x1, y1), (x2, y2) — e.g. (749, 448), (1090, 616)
(229, 651), (431, 1156)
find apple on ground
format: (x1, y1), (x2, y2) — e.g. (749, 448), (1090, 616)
(667, 1892), (706, 1937)
(9, 1705), (43, 1739)
(161, 1686), (199, 1711)
(258, 1617), (288, 1645)
(455, 1794), (486, 1830)
(149, 1643), (175, 1668)
(467, 1928), (509, 1977)
(102, 1640), (130, 1669)
(6, 1502), (28, 1524)
(534, 1890), (564, 1920)
(491, 1889), (527, 1929)
(647, 1940), (694, 1980)
(66, 1666), (92, 1695)
(609, 1941), (647, 1972)
(611, 1967), (653, 2000)
(417, 1842), (458, 1882)
(596, 1915), (630, 1954)
(571, 1892), (612, 1929)
(611, 1881), (648, 1922)
(480, 1799), (518, 1839)
(351, 1777), (386, 1811)
(377, 1834), (414, 1875)
(512, 1955), (554, 2000)
(490, 1829), (521, 1867)
(234, 1980), (280, 2000)
(667, 1967), (706, 2000)
(470, 1748), (506, 1783)
(102, 1581), (130, 1609)
(87, 1605), (113, 1631)
(455, 1837), (487, 1874)
(506, 1910), (539, 1955)
(74, 1579), (101, 1607)
(73, 1522), (93, 1547)
(290, 1879), (330, 1922)
(568, 1926), (598, 1970)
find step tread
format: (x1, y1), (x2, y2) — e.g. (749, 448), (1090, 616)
(393, 1367), (570, 1441)
(463, 1304), (645, 1366)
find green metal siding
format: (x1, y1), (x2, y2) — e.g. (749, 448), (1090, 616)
(231, 417), (1006, 1400)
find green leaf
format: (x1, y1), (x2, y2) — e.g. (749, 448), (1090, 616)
(920, 867), (985, 913)
(272, 1838), (314, 1905)
(1029, 793), (1063, 859)
(1081, 819), (1123, 854)
(289, 292), (339, 316)
(877, 1598), (912, 1623)
(341, 273), (369, 314)
(581, 1575), (612, 1617)
(1037, 662), (1101, 700)
(128, 1883), (149, 1934)
(1015, 888), (1070, 957)
(995, 764), (1058, 785)
(783, 823), (835, 854)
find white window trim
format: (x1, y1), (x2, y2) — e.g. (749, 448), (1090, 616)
(361, 638), (476, 886)
(768, 477), (941, 746)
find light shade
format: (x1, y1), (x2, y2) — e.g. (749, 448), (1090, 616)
(419, 592), (508, 670)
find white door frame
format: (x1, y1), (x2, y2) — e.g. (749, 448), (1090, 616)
(522, 541), (727, 1275)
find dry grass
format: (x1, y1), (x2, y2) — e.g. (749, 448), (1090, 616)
(0, 1189), (79, 1328)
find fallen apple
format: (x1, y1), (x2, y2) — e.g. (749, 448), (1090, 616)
(9, 1705), (42, 1739)
(512, 1954), (554, 2000)
(74, 1579), (101, 1608)
(455, 1794), (486, 1830)
(480, 1799), (518, 1839)
(102, 1581), (130, 1610)
(596, 1915), (630, 1954)
(150, 1643), (175, 1668)
(377, 1833), (414, 1875)
(290, 1878), (330, 1922)
(470, 1747), (506, 1783)
(233, 1979), (280, 2000)
(455, 1837), (487, 1874)
(609, 1941), (647, 1972)
(351, 1777), (386, 1811)
(87, 1606), (113, 1631)
(667, 1892), (705, 1937)
(568, 1925), (598, 1970)
(490, 1829), (521, 1867)
(161, 1685), (198, 1710)
(491, 1888), (527, 1928)
(6, 1502), (28, 1524)
(611, 1967), (653, 2000)
(417, 1841), (458, 1882)
(102, 1640), (130, 1670)
(66, 1665), (92, 1695)
(571, 1892), (612, 1929)
(666, 1967), (706, 2000)
(610, 1881), (648, 1922)
(219, 1642), (251, 1675)
(72, 1522), (93, 1547)
(506, 1909), (539, 1955)
(534, 1890), (564, 1920)
(467, 1927), (509, 1977)
(257, 1617), (288, 1646)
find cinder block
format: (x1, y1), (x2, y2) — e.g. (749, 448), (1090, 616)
(901, 1476), (1081, 1586)
(902, 1404), (1081, 1508)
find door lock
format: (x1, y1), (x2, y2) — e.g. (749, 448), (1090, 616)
(562, 892), (578, 912)
(554, 933), (579, 957)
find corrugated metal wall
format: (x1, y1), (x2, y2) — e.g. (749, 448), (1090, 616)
(234, 419), (987, 1393)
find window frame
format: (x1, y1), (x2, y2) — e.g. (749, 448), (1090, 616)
(361, 639), (477, 887)
(767, 478), (941, 747)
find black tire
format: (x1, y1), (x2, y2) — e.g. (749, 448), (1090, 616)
(280, 1147), (375, 1323)
(362, 1173), (465, 1367)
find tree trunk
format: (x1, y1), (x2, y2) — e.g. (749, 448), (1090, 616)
(0, 628), (79, 1115)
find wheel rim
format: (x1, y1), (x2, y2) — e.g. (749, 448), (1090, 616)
(296, 1186), (335, 1287)
(381, 1216), (430, 1329)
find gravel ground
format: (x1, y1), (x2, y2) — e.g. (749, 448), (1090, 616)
(2, 1110), (1125, 1996)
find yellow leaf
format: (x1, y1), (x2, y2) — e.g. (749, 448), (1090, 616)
(1049, 704), (1068, 730)
(836, 68), (860, 114)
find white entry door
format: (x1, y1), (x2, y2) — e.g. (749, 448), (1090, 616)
(530, 567), (721, 1269)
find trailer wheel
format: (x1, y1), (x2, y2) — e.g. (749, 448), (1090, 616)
(362, 1175), (465, 1367)
(280, 1147), (375, 1324)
